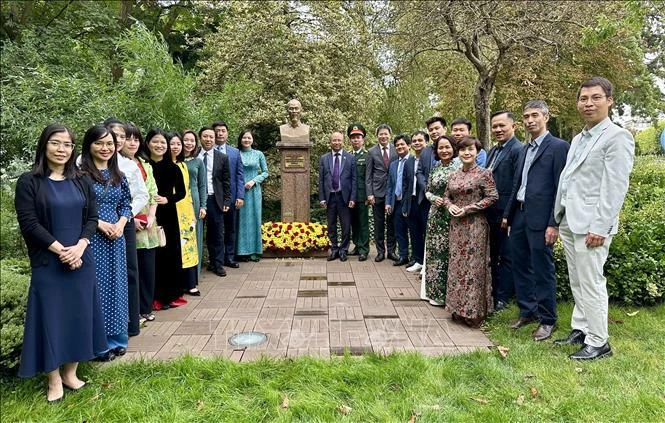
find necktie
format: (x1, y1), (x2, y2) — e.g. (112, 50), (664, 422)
(383, 147), (389, 168)
(332, 153), (341, 191)
(395, 158), (405, 198)
(203, 152), (208, 173)
(488, 145), (502, 170)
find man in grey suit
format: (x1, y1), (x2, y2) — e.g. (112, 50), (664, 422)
(365, 124), (398, 262)
(319, 131), (357, 262)
(554, 77), (635, 360)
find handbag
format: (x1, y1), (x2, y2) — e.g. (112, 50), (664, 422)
(157, 226), (167, 247)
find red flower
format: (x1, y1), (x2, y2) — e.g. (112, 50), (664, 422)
(287, 224), (293, 230)
(272, 223), (278, 228)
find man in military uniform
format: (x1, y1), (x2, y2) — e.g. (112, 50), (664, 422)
(348, 123), (370, 261)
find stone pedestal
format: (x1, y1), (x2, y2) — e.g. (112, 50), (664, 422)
(276, 140), (311, 222)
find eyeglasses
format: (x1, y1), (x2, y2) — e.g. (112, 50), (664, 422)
(578, 95), (607, 104)
(47, 140), (75, 149)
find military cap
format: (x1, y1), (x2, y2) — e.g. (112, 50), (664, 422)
(347, 123), (366, 137)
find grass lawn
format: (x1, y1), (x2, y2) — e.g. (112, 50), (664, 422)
(1, 302), (663, 422)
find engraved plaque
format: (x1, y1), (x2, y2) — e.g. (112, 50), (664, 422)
(284, 153), (305, 169)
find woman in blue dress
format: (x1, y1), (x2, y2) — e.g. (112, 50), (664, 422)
(236, 130), (269, 262)
(15, 124), (107, 402)
(79, 125), (133, 360)
(182, 130), (207, 294)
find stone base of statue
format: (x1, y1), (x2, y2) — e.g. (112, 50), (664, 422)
(277, 134), (311, 223)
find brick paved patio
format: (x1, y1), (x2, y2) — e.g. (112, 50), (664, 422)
(120, 254), (493, 363)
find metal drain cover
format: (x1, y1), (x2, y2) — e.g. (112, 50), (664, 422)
(228, 332), (268, 347)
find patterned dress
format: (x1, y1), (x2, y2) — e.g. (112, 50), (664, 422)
(443, 165), (498, 322)
(175, 161), (199, 269)
(185, 157), (206, 274)
(237, 148), (269, 255)
(423, 160), (461, 303)
(91, 170), (132, 345)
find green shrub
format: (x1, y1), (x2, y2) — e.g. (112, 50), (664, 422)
(0, 259), (30, 373)
(634, 121), (665, 155)
(555, 155), (665, 305)
(0, 167), (27, 260)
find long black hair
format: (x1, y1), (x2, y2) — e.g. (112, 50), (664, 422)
(166, 131), (185, 162)
(144, 128), (171, 162)
(32, 123), (78, 178)
(182, 129), (200, 158)
(80, 125), (124, 185)
(236, 129), (255, 150)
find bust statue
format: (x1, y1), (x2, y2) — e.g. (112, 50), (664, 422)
(279, 99), (310, 144)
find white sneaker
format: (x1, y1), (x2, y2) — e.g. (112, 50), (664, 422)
(406, 263), (423, 272)
(429, 299), (444, 306)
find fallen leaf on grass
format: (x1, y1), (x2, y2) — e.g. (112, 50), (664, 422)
(575, 367), (585, 373)
(407, 412), (419, 423)
(626, 311), (639, 317)
(101, 383), (113, 389)
(281, 394), (289, 409)
(497, 346), (509, 358)
(530, 387), (539, 398)
(515, 394), (525, 405)
(471, 397), (488, 405)
(609, 318), (624, 325)
(337, 405), (352, 415)
(196, 400), (204, 411)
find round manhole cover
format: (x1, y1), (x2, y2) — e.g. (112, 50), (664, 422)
(228, 331), (268, 347)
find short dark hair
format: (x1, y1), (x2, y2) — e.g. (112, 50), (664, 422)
(411, 130), (430, 143)
(80, 125), (124, 186)
(124, 122), (146, 160)
(32, 123), (78, 178)
(198, 126), (215, 139)
(103, 117), (127, 134)
(425, 116), (447, 128)
(432, 135), (457, 162)
(393, 133), (411, 146)
(451, 117), (472, 131)
(212, 120), (228, 131)
(237, 129), (255, 150)
(490, 111), (515, 122)
(457, 136), (483, 152)
(182, 130), (200, 158)
(166, 132), (185, 162)
(375, 123), (392, 136)
(577, 76), (614, 99)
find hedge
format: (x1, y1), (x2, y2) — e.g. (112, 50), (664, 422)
(0, 259), (30, 373)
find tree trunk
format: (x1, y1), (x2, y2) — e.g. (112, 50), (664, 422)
(111, 0), (132, 83)
(473, 74), (494, 149)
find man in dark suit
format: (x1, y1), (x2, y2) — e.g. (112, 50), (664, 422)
(319, 131), (357, 262)
(451, 117), (487, 167)
(365, 124), (398, 262)
(198, 126), (232, 277)
(385, 134), (412, 266)
(212, 121), (244, 268)
(402, 131), (431, 272)
(348, 123), (370, 261)
(486, 111), (523, 312)
(503, 100), (569, 341)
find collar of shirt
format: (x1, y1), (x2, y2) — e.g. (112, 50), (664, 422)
(531, 131), (549, 148)
(199, 148), (213, 159)
(582, 116), (611, 138)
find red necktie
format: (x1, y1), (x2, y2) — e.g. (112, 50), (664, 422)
(382, 147), (389, 168)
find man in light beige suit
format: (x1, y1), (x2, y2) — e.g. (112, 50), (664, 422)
(553, 77), (635, 360)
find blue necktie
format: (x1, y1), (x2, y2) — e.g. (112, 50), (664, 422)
(332, 153), (340, 191)
(395, 158), (405, 198)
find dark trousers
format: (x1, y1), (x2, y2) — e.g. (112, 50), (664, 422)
(372, 197), (395, 255)
(393, 199), (409, 260)
(137, 247), (156, 315)
(206, 195), (226, 270)
(406, 197), (429, 264)
(351, 201), (370, 255)
(489, 217), (514, 304)
(510, 207), (557, 325)
(184, 266), (198, 290)
(327, 192), (351, 253)
(223, 205), (238, 262)
(124, 222), (140, 336)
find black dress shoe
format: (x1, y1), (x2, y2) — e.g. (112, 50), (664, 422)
(493, 300), (508, 313)
(532, 324), (557, 342)
(339, 252), (348, 262)
(510, 316), (538, 329)
(206, 264), (215, 272)
(393, 258), (409, 266)
(569, 343), (612, 360)
(554, 329), (586, 346)
(214, 268), (227, 277)
(375, 253), (385, 262)
(387, 253), (399, 261)
(93, 351), (116, 362)
(224, 260), (240, 268)
(327, 251), (339, 261)
(348, 249), (359, 256)
(358, 254), (368, 262)
(112, 346), (127, 356)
